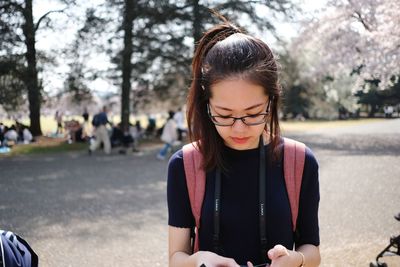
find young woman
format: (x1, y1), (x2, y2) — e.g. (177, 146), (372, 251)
(167, 21), (320, 267)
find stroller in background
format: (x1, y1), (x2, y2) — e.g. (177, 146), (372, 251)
(370, 213), (400, 267)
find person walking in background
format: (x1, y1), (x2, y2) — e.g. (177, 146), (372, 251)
(145, 114), (157, 139)
(82, 107), (89, 122)
(130, 121), (143, 152)
(167, 20), (320, 267)
(0, 122), (5, 146)
(55, 110), (63, 135)
(173, 107), (187, 141)
(81, 107), (91, 141)
(89, 106), (112, 155)
(157, 111), (178, 160)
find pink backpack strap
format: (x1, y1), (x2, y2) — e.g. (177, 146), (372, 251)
(283, 137), (306, 232)
(182, 142), (206, 253)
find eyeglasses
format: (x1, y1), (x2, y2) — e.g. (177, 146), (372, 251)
(207, 102), (270, 127)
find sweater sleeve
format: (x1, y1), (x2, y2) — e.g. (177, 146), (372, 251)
(295, 147), (320, 247)
(167, 149), (195, 228)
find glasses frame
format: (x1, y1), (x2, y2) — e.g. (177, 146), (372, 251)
(207, 101), (271, 127)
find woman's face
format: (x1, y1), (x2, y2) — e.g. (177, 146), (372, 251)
(209, 78), (269, 150)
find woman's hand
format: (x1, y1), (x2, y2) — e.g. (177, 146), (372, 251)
(193, 251), (240, 267)
(246, 244), (302, 267)
(267, 245), (302, 267)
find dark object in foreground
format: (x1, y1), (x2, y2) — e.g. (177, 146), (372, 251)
(0, 230), (39, 267)
(370, 213), (400, 267)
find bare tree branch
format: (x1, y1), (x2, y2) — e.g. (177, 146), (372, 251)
(35, 8), (66, 32)
(348, 0), (371, 32)
(351, 10), (371, 31)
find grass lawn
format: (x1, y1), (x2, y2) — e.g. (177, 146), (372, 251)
(0, 136), (88, 157)
(0, 118), (386, 157)
(280, 118), (385, 133)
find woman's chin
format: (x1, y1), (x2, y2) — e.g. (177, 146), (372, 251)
(225, 138), (258, 150)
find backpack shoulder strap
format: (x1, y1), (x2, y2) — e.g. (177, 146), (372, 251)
(182, 142), (205, 253)
(283, 137), (306, 232)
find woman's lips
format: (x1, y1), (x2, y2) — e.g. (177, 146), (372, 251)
(231, 137), (250, 144)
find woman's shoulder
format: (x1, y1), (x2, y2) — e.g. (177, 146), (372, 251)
(304, 145), (318, 170)
(282, 137), (318, 165)
(167, 149), (185, 175)
(301, 144), (319, 184)
(281, 137), (318, 172)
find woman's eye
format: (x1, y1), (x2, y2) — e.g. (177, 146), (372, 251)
(217, 114), (232, 118)
(248, 114), (261, 118)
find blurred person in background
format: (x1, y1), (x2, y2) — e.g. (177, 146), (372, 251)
(3, 125), (18, 147)
(22, 126), (33, 144)
(55, 110), (63, 135)
(0, 122), (4, 146)
(174, 107), (187, 141)
(157, 110), (178, 160)
(89, 106), (112, 155)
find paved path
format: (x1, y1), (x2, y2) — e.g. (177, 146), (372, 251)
(290, 119), (400, 266)
(0, 119), (399, 266)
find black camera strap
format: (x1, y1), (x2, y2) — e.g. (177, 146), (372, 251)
(213, 167), (222, 253)
(213, 136), (267, 261)
(258, 135), (267, 261)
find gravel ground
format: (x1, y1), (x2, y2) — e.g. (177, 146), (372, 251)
(0, 119), (399, 267)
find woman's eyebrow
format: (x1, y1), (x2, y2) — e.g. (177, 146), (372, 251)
(214, 103), (265, 111)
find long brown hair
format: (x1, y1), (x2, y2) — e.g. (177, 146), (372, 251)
(187, 21), (282, 172)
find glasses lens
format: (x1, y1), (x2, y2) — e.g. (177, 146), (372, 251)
(243, 114), (267, 125)
(211, 116), (234, 126)
(207, 103), (269, 126)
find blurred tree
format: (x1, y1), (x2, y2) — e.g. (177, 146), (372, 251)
(0, 0), (73, 136)
(279, 52), (311, 119)
(63, 8), (108, 106)
(382, 76), (400, 105)
(109, 0), (298, 130)
(293, 0), (400, 90)
(61, 0), (297, 131)
(120, 0), (135, 131)
(279, 51), (344, 120)
(64, 69), (93, 105)
(355, 76), (400, 117)
(190, 0), (297, 44)
(0, 57), (26, 113)
(355, 82), (382, 118)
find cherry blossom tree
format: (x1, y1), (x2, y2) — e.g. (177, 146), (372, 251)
(293, 0), (400, 90)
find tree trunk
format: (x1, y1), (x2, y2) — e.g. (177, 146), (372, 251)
(368, 104), (377, 118)
(192, 0), (202, 49)
(121, 0), (135, 132)
(23, 0), (42, 136)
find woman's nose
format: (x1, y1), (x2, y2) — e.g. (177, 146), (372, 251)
(231, 118), (247, 132)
